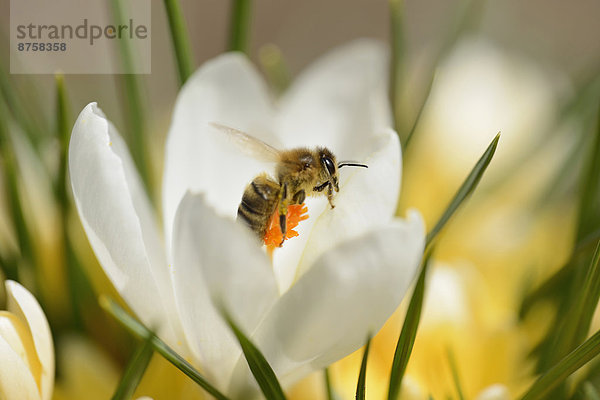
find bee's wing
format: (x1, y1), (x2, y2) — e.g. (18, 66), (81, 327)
(210, 122), (281, 163)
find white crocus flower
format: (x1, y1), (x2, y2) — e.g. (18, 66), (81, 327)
(69, 40), (424, 396)
(0, 280), (54, 400)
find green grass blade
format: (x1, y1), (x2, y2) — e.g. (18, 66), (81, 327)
(583, 382), (600, 400)
(403, 72), (435, 148)
(575, 94), (600, 240)
(520, 328), (600, 400)
(0, 63), (46, 150)
(109, 0), (152, 199)
(573, 241), (600, 346)
(387, 249), (433, 400)
(544, 241), (600, 371)
(356, 336), (372, 400)
(426, 133), (500, 246)
(0, 253), (18, 282)
(163, 0), (195, 85)
(519, 228), (600, 319)
(55, 74), (86, 330)
(402, 0), (483, 149)
(0, 98), (33, 281)
(222, 309), (286, 400)
(389, 0), (404, 141)
(324, 368), (334, 400)
(538, 100), (600, 374)
(111, 336), (154, 400)
(99, 296), (230, 400)
(447, 347), (465, 400)
(228, 0), (252, 54)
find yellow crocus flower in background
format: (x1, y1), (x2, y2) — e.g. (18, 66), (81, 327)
(290, 38), (574, 399)
(0, 279), (54, 400)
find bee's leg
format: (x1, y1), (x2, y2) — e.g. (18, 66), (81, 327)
(327, 183), (335, 209)
(278, 182), (289, 246)
(292, 189), (306, 205)
(279, 214), (287, 246)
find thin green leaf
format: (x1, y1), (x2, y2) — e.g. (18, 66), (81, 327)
(483, 71), (600, 194)
(520, 328), (600, 400)
(389, 0), (404, 140)
(0, 62), (46, 150)
(259, 44), (291, 96)
(228, 0), (252, 54)
(541, 241), (600, 377)
(573, 241), (600, 345)
(583, 382), (600, 400)
(426, 133), (500, 246)
(0, 253), (18, 282)
(387, 249), (433, 400)
(576, 99), (600, 240)
(519, 227), (600, 319)
(0, 97), (33, 281)
(99, 296), (230, 400)
(539, 100), (600, 374)
(403, 72), (435, 148)
(446, 347), (465, 400)
(55, 74), (86, 330)
(221, 308), (286, 400)
(111, 336), (154, 400)
(402, 0), (483, 149)
(356, 336), (371, 400)
(163, 0), (195, 85)
(324, 368), (334, 400)
(109, 0), (153, 199)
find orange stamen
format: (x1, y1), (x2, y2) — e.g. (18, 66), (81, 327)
(264, 204), (309, 255)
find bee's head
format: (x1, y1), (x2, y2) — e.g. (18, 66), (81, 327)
(316, 148), (368, 193)
(318, 148), (339, 191)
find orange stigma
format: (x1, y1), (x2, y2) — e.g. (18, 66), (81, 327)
(264, 204), (309, 254)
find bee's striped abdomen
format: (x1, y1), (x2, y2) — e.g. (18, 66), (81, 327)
(237, 174), (280, 239)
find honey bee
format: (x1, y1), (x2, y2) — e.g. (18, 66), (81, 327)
(211, 123), (368, 245)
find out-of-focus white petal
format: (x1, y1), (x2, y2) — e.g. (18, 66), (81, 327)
(273, 129), (401, 290)
(420, 265), (470, 329)
(171, 193), (278, 389)
(0, 334), (40, 400)
(0, 312), (41, 386)
(69, 103), (179, 343)
(162, 54), (276, 248)
(229, 211), (424, 394)
(422, 38), (563, 183)
(5, 281), (53, 400)
(10, 129), (58, 252)
(277, 39), (390, 159)
(475, 384), (510, 400)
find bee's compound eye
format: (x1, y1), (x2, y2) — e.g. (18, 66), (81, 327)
(322, 156), (336, 176)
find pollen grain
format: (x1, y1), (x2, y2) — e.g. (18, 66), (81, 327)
(264, 204), (309, 255)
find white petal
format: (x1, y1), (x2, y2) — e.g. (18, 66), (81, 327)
(273, 129), (401, 290)
(162, 54), (276, 249)
(69, 103), (179, 343)
(5, 281), (52, 400)
(475, 384), (510, 400)
(171, 193), (278, 389)
(277, 39), (390, 159)
(0, 334), (40, 400)
(230, 211), (425, 393)
(419, 264), (470, 329)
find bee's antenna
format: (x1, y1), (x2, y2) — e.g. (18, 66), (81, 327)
(338, 162), (368, 169)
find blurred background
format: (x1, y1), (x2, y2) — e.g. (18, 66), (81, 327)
(1, 0), (600, 399)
